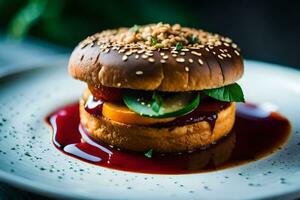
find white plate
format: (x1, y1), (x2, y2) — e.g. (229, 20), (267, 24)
(0, 60), (300, 200)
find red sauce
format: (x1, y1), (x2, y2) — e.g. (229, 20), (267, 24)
(84, 95), (104, 116)
(46, 102), (290, 174)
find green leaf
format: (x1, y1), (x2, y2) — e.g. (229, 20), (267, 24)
(187, 35), (199, 44)
(8, 0), (48, 39)
(175, 42), (183, 51)
(154, 43), (164, 49)
(123, 91), (200, 118)
(129, 24), (140, 33)
(150, 36), (157, 45)
(151, 91), (163, 113)
(144, 149), (153, 158)
(203, 83), (245, 102)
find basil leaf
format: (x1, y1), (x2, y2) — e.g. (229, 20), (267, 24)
(175, 42), (183, 51)
(150, 36), (157, 45)
(151, 91), (163, 112)
(203, 83), (245, 102)
(144, 149), (153, 158)
(188, 35), (199, 44)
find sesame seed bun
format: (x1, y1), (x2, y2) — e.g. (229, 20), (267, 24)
(68, 24), (244, 91)
(79, 95), (236, 153)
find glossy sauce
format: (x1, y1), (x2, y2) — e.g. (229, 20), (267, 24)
(46, 102), (290, 174)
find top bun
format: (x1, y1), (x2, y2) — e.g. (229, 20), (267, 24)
(68, 23), (243, 91)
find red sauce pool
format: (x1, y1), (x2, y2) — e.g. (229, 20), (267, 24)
(46, 103), (290, 174)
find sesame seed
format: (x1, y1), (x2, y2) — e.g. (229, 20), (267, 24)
(198, 58), (203, 65)
(176, 57), (185, 63)
(125, 51), (132, 56)
(80, 43), (89, 49)
(148, 58), (155, 63)
(181, 48), (189, 52)
(141, 102), (145, 105)
(234, 50), (240, 56)
(185, 66), (189, 72)
(145, 52), (153, 56)
(80, 24), (240, 67)
(117, 83), (121, 87)
(142, 54), (148, 59)
(122, 55), (128, 61)
(136, 71), (143, 75)
(191, 51), (202, 57)
(224, 37), (232, 43)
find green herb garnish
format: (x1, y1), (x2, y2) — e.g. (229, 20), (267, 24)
(175, 42), (183, 51)
(150, 36), (157, 46)
(203, 83), (245, 102)
(188, 35), (199, 44)
(154, 43), (164, 49)
(130, 24), (140, 33)
(144, 149), (153, 158)
(151, 91), (163, 113)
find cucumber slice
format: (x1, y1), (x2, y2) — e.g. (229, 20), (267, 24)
(123, 90), (200, 118)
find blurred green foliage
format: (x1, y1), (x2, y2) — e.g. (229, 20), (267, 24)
(9, 0), (48, 39)
(1, 0), (299, 66)
(0, 0), (196, 46)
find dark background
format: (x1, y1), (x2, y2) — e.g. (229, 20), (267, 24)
(0, 0), (299, 67)
(0, 0), (299, 198)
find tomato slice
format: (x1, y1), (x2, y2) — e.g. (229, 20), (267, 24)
(88, 84), (122, 102)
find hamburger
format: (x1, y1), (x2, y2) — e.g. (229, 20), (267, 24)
(68, 23), (244, 153)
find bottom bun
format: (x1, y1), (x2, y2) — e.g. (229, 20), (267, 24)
(80, 99), (236, 153)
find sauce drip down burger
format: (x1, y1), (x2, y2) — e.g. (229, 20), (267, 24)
(68, 23), (244, 153)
